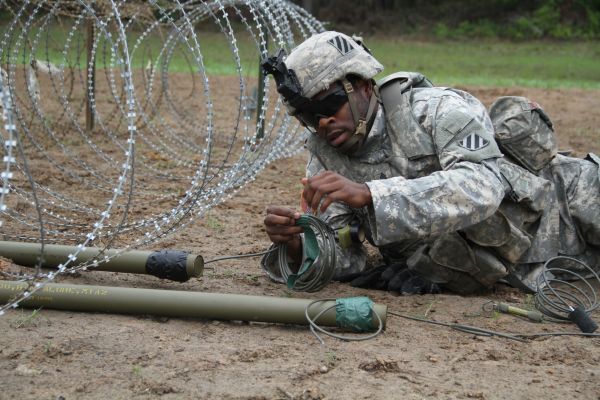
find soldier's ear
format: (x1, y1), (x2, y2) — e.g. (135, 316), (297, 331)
(361, 79), (374, 98)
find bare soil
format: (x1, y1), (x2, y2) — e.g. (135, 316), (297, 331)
(0, 83), (599, 400)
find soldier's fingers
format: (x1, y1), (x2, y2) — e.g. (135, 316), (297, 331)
(265, 206), (300, 220)
(320, 195), (335, 213)
(305, 173), (331, 188)
(267, 227), (302, 242)
(308, 174), (345, 193)
(264, 213), (301, 227)
(304, 173), (347, 212)
(310, 181), (344, 208)
(310, 188), (328, 213)
(265, 224), (303, 236)
(316, 180), (345, 195)
(301, 186), (316, 208)
(268, 233), (297, 243)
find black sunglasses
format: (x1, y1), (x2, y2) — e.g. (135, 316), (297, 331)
(295, 86), (348, 129)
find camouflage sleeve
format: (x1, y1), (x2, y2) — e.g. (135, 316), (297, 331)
(434, 108), (502, 169)
(429, 89), (503, 170)
(365, 160), (505, 245)
(364, 93), (505, 246)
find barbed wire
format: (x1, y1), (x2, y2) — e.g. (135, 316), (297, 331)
(0, 0), (324, 313)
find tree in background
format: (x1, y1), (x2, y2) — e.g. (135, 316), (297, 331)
(294, 0), (600, 39)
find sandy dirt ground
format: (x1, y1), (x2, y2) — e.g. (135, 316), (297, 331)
(0, 82), (599, 400)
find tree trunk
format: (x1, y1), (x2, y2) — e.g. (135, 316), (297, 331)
(302, 0), (313, 13)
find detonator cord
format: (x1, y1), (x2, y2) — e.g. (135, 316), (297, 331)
(202, 225), (600, 342)
(204, 215), (338, 292)
(386, 257), (600, 342)
(203, 247), (277, 265)
(534, 256), (600, 323)
(386, 310), (600, 342)
(203, 249), (600, 342)
(277, 215), (337, 292)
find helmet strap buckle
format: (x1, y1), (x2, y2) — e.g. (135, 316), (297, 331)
(342, 80), (354, 94)
(355, 119), (367, 136)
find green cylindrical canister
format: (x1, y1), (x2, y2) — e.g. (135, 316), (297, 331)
(0, 281), (387, 329)
(0, 241), (203, 282)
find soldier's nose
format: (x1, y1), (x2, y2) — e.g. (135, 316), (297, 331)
(317, 115), (334, 132)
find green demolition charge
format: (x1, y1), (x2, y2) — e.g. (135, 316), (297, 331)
(0, 241), (203, 282)
(0, 281), (387, 330)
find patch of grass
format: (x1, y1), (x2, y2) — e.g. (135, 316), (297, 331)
(369, 38), (600, 89)
(205, 213), (224, 232)
(221, 269), (234, 277)
(324, 351), (338, 366)
(155, 159), (180, 169)
(10, 307), (43, 329)
(2, 19), (598, 89)
(131, 365), (143, 376)
(514, 351), (524, 362)
(522, 294), (536, 310)
(421, 300), (437, 318)
(43, 340), (54, 354)
(0, 21), (261, 75)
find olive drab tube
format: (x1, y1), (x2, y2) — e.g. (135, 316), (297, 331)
(0, 281), (387, 329)
(0, 241), (203, 282)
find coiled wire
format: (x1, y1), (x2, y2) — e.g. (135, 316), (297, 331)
(277, 214), (337, 292)
(534, 256), (600, 321)
(305, 298), (384, 344)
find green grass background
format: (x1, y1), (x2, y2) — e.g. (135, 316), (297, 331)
(2, 21), (599, 89)
(369, 38), (600, 89)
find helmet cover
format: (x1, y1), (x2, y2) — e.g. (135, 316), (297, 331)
(285, 31), (383, 103)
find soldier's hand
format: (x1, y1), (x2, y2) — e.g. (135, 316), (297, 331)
(264, 206), (303, 267)
(264, 206), (303, 244)
(349, 263), (441, 295)
(301, 171), (372, 214)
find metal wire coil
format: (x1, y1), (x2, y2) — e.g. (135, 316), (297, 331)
(277, 214), (337, 292)
(535, 256), (600, 321)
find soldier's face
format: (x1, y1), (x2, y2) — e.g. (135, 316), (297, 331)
(314, 80), (372, 149)
(295, 83), (348, 129)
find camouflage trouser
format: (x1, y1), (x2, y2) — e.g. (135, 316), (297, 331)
(402, 233), (507, 294)
(392, 153), (600, 294)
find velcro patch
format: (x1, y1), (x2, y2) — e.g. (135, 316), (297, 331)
(458, 133), (489, 151)
(327, 35), (355, 55)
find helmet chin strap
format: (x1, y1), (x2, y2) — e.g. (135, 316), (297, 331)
(337, 79), (379, 155)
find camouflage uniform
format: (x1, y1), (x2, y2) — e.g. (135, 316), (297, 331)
(260, 31), (599, 293)
(263, 80), (600, 293)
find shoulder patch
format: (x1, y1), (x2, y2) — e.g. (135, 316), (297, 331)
(327, 35), (355, 55)
(458, 133), (489, 151)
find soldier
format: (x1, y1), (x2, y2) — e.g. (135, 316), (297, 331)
(261, 31), (600, 294)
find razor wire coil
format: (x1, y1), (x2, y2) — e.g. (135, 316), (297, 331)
(0, 0), (324, 314)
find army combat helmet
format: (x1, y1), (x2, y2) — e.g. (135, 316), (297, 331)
(262, 31), (384, 154)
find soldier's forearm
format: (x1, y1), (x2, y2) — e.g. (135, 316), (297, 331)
(365, 160), (505, 245)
